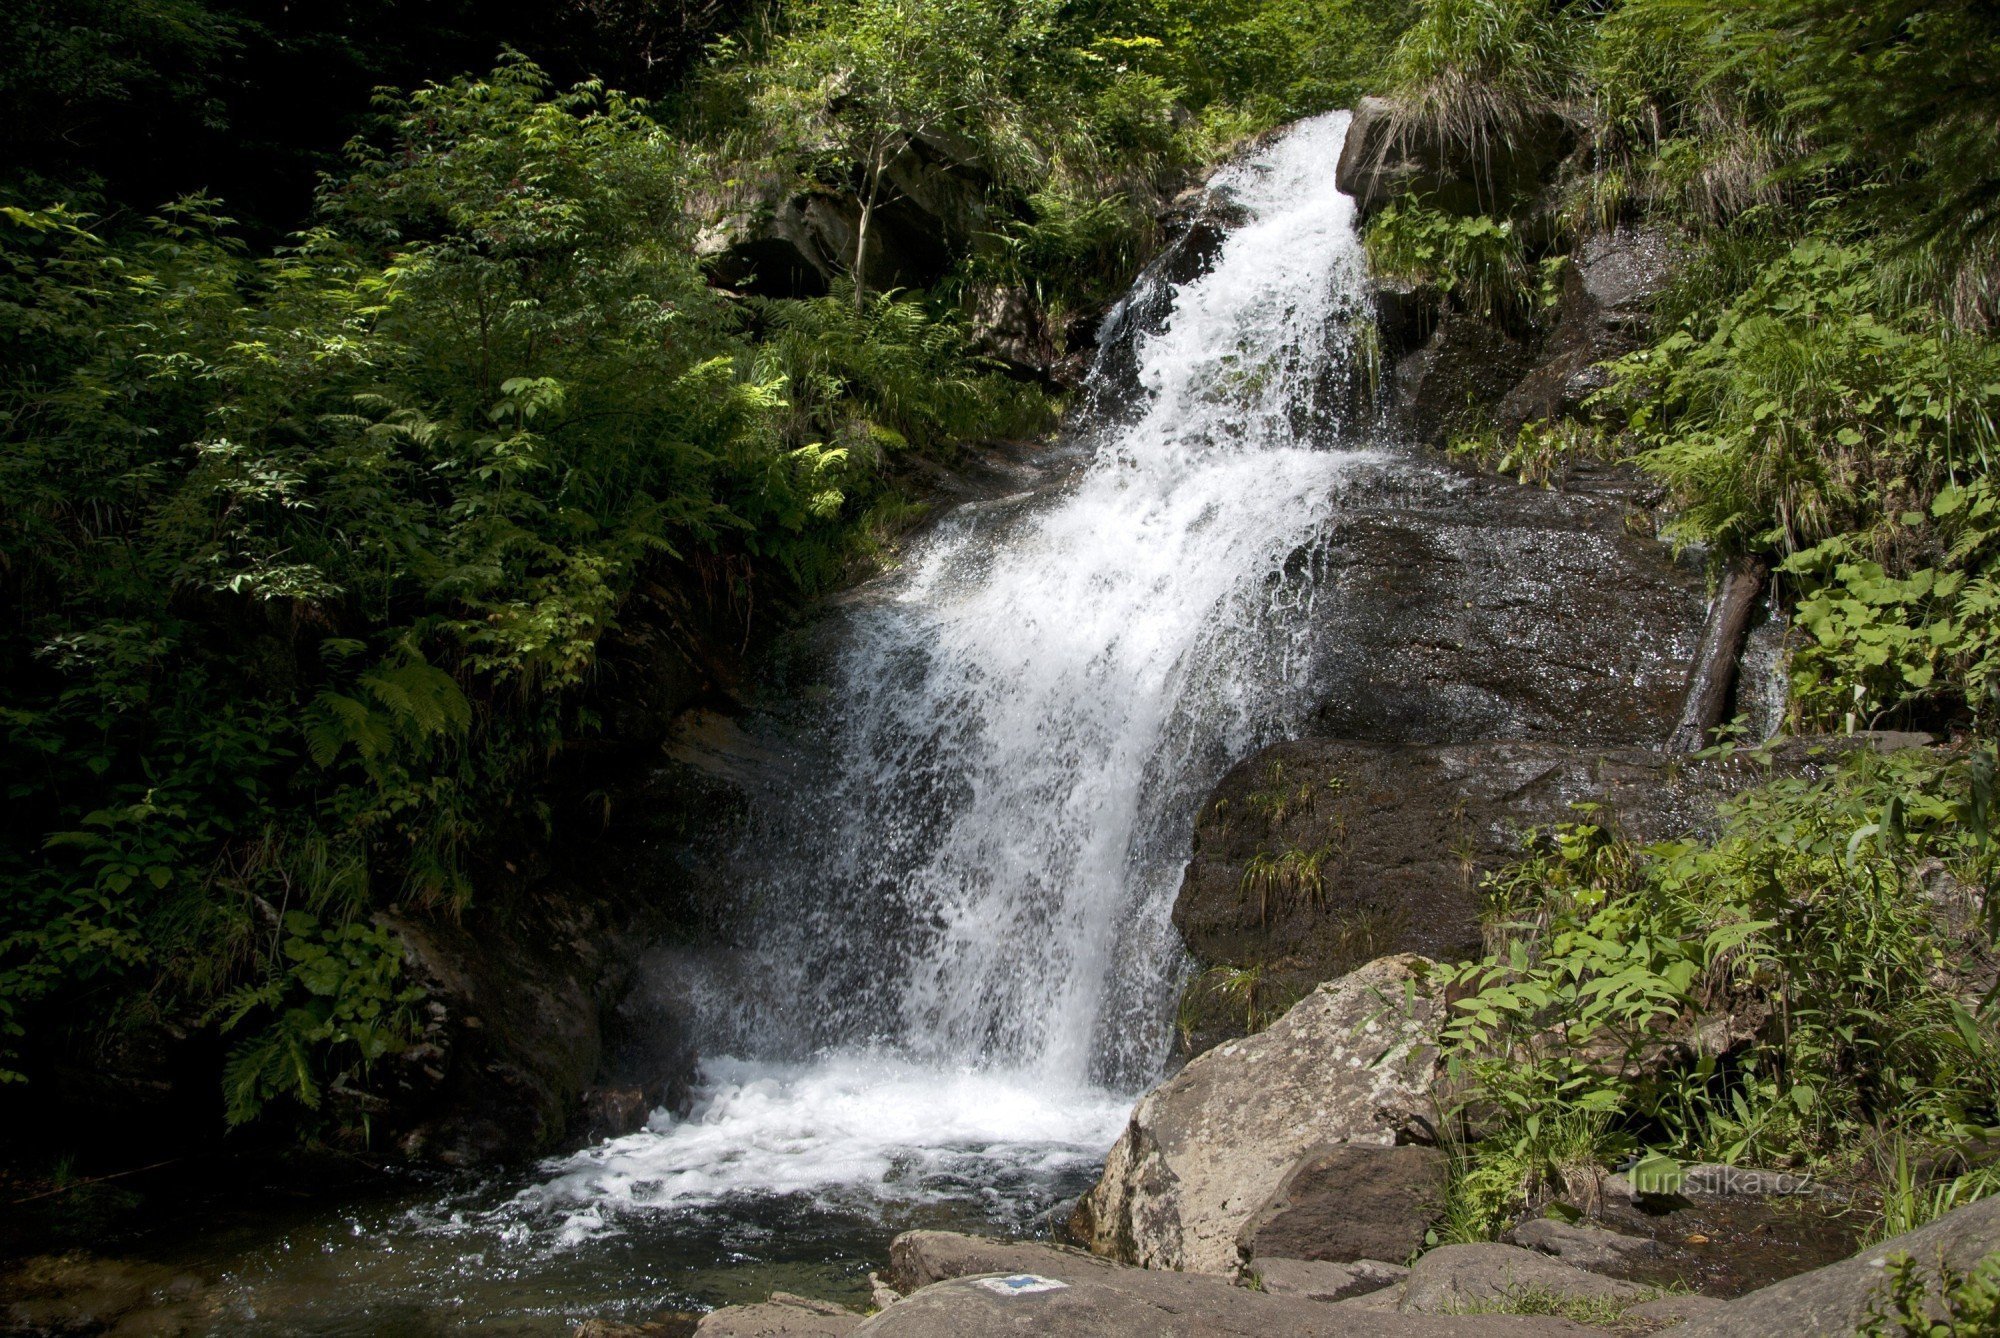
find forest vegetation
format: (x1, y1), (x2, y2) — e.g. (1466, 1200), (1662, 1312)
(0, 0), (1411, 1135)
(6, 0), (2000, 1283)
(1357, 0), (2000, 1258)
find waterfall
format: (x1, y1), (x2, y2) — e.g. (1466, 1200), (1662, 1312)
(515, 109), (1379, 1233)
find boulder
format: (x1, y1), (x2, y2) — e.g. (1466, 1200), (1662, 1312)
(1390, 313), (1540, 445)
(1252, 1257), (1410, 1302)
(1507, 1218), (1658, 1273)
(1, 1254), (212, 1336)
(695, 1294), (863, 1337)
(1674, 1193), (2000, 1336)
(1497, 227), (1680, 436)
(1237, 1144), (1447, 1267)
(886, 1232), (1118, 1295)
(856, 1269), (1603, 1336)
(1075, 955), (1445, 1273)
(1399, 1243), (1647, 1315)
(1335, 96), (1576, 224)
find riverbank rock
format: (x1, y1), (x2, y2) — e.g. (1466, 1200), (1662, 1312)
(1673, 1193), (2000, 1336)
(1399, 1243), (1648, 1315)
(1507, 1218), (1659, 1272)
(1075, 955), (1444, 1273)
(1, 1253), (214, 1335)
(1252, 1257), (1410, 1302)
(1237, 1144), (1447, 1267)
(695, 1294), (864, 1337)
(886, 1232), (1120, 1294)
(859, 1268), (1603, 1336)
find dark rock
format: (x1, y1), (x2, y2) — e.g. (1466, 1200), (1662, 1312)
(1238, 1145), (1447, 1268)
(1371, 277), (1441, 359)
(859, 1269), (1599, 1336)
(580, 1085), (655, 1141)
(1675, 1194), (2000, 1336)
(1301, 457), (1703, 747)
(966, 283), (1050, 379)
(1, 1253), (213, 1335)
(1497, 227), (1681, 436)
(695, 134), (996, 301)
(1399, 1243), (1646, 1314)
(1250, 1257), (1410, 1301)
(1390, 313), (1540, 445)
(1508, 1217), (1659, 1272)
(1336, 96), (1576, 225)
(1173, 741), (1740, 1034)
(887, 1232), (1118, 1295)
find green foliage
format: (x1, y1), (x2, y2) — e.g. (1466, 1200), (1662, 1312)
(1861, 1249), (2000, 1337)
(1875, 1139), (2000, 1244)
(0, 56), (1045, 1127)
(1610, 239), (2000, 559)
(215, 912), (422, 1127)
(1435, 746), (2000, 1231)
(1365, 201), (1533, 323)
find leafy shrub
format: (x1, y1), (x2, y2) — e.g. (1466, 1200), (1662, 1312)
(0, 58), (1042, 1127)
(1436, 746), (2000, 1230)
(1862, 1248), (2000, 1337)
(1365, 201), (1533, 322)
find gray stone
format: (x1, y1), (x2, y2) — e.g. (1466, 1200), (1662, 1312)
(1335, 96), (1575, 224)
(1238, 1144), (1447, 1266)
(1076, 955), (1446, 1273)
(695, 1294), (863, 1337)
(856, 1269), (1604, 1336)
(1252, 1256), (1409, 1302)
(885, 1231), (1117, 1294)
(1626, 1293), (1730, 1326)
(1399, 1243), (1646, 1314)
(1498, 227), (1680, 436)
(1508, 1217), (1658, 1272)
(1674, 1193), (2000, 1336)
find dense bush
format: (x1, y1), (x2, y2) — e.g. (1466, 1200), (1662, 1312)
(0, 57), (1042, 1128)
(1368, 0), (2000, 1243)
(0, 1), (1422, 1136)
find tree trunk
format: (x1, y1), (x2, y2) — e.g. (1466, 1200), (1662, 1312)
(1666, 556), (1771, 754)
(854, 146), (884, 310)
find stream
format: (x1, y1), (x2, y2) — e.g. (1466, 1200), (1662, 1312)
(41, 109), (1389, 1335)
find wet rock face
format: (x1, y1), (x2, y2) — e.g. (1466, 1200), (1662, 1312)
(1172, 740), (1728, 1046)
(1303, 458), (1700, 747)
(1496, 227), (1681, 435)
(1167, 440), (1712, 1042)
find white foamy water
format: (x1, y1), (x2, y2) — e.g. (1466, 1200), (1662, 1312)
(511, 1055), (1133, 1244)
(511, 110), (1376, 1240)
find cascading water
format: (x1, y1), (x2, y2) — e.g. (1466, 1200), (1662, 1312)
(97, 109), (1391, 1337)
(511, 108), (1382, 1235)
